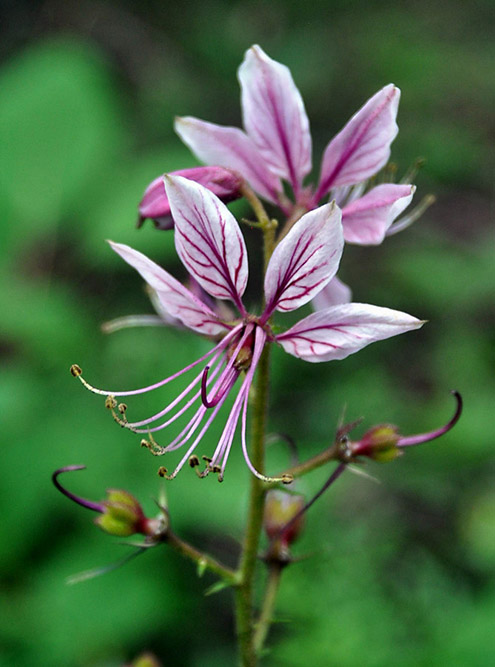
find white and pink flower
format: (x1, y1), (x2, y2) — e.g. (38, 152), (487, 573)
(75, 175), (423, 480)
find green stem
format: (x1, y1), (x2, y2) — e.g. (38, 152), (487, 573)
(281, 444), (340, 480)
(166, 530), (237, 585)
(235, 344), (271, 666)
(253, 562), (284, 655)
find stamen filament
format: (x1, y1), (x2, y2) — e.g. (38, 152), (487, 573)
(70, 324), (243, 397)
(126, 345), (228, 429)
(386, 194), (436, 236)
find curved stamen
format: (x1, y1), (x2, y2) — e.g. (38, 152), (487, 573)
(52, 466), (103, 513)
(70, 323), (243, 397)
(238, 328), (293, 484)
(160, 390), (233, 479)
(125, 344), (228, 429)
(201, 323), (253, 409)
(201, 366), (238, 408)
(398, 390), (463, 447)
(386, 194), (436, 236)
(135, 352), (230, 435)
(101, 314), (165, 334)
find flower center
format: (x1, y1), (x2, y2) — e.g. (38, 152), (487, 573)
(228, 330), (255, 372)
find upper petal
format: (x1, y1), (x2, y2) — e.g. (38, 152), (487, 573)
(276, 303), (424, 362)
(342, 183), (415, 245)
(175, 116), (282, 204)
(238, 45), (312, 193)
(109, 242), (227, 336)
(164, 175), (248, 309)
(138, 166), (244, 230)
(263, 202), (343, 317)
(315, 85), (400, 202)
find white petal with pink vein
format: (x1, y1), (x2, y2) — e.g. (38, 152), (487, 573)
(263, 202), (343, 316)
(109, 242), (227, 336)
(276, 303), (424, 362)
(164, 175), (248, 307)
(239, 44), (312, 191)
(315, 85), (400, 201)
(174, 117), (282, 204)
(342, 183), (415, 245)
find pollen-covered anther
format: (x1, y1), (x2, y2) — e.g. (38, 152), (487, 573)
(211, 465), (222, 474)
(157, 466), (168, 477)
(202, 456), (213, 463)
(105, 395), (117, 410)
(281, 473), (294, 485)
(189, 455), (200, 468)
(118, 403), (128, 415)
(70, 364), (82, 377)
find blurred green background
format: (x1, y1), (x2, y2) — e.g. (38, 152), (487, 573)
(1, 1), (494, 665)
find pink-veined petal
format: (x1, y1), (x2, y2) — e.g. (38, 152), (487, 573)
(262, 202), (343, 317)
(315, 85), (400, 202)
(174, 116), (282, 204)
(138, 166), (243, 230)
(109, 241), (227, 336)
(342, 184), (415, 245)
(164, 175), (248, 310)
(276, 303), (424, 363)
(238, 45), (312, 194)
(312, 275), (352, 310)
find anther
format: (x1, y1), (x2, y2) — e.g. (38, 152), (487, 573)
(157, 467), (168, 477)
(202, 456), (213, 463)
(281, 473), (294, 485)
(211, 465), (222, 474)
(70, 364), (82, 377)
(105, 395), (117, 410)
(189, 455), (200, 468)
(118, 403), (127, 415)
(140, 439), (149, 448)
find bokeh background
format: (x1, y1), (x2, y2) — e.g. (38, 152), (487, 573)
(1, 1), (494, 665)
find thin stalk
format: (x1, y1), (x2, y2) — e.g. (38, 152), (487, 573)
(253, 562), (284, 654)
(166, 531), (237, 585)
(274, 443), (340, 483)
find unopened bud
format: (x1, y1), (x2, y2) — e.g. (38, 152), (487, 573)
(264, 490), (306, 560)
(52, 466), (163, 539)
(138, 167), (244, 229)
(351, 424), (401, 462)
(95, 488), (150, 537)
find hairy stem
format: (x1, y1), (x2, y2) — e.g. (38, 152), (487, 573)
(254, 562), (284, 654)
(166, 531), (237, 585)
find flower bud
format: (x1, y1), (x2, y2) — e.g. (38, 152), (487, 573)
(138, 166), (244, 229)
(350, 424), (401, 462)
(52, 466), (165, 539)
(264, 489), (305, 561)
(94, 488), (150, 537)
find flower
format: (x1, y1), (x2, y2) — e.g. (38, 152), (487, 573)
(175, 45), (419, 248)
(73, 175), (423, 481)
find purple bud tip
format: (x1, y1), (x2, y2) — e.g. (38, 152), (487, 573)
(397, 390), (463, 447)
(52, 466), (104, 513)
